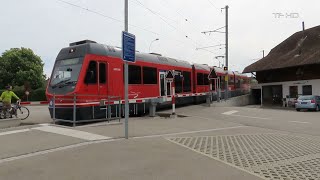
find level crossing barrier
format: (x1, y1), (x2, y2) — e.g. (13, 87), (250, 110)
(50, 94), (121, 127)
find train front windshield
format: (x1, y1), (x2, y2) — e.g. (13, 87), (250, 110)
(50, 58), (82, 89)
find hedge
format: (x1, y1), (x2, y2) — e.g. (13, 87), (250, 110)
(0, 87), (47, 102)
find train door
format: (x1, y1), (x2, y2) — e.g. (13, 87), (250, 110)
(84, 61), (99, 95)
(159, 71), (171, 96)
(98, 62), (107, 96)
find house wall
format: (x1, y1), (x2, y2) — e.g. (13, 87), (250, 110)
(259, 79), (320, 98)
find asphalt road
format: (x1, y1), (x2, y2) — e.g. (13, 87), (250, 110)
(0, 104), (320, 180)
(21, 105), (51, 125)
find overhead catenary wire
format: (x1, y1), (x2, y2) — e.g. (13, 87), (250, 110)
(158, 0), (219, 45)
(206, 0), (220, 11)
(57, 0), (159, 35)
(130, 0), (178, 24)
(132, 0), (180, 31)
(132, 0), (207, 48)
(57, 0), (206, 53)
(56, 0), (221, 65)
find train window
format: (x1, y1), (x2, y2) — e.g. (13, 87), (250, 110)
(85, 61), (97, 84)
(204, 74), (209, 85)
(197, 73), (204, 85)
(143, 67), (157, 84)
(99, 63), (106, 84)
(129, 65), (141, 84)
(183, 71), (191, 92)
(175, 71), (183, 93)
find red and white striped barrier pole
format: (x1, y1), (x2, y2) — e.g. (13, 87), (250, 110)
(20, 101), (49, 105)
(172, 73), (176, 115)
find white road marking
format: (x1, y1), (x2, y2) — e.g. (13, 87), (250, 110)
(0, 129), (30, 136)
(0, 139), (118, 165)
(133, 126), (246, 139)
(222, 110), (239, 115)
(39, 123), (50, 126)
(80, 121), (122, 128)
(222, 110), (270, 120)
(228, 114), (271, 120)
(288, 121), (310, 124)
(32, 126), (111, 141)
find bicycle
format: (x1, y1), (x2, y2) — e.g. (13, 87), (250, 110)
(0, 101), (30, 120)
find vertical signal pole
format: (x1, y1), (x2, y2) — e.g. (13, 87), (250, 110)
(225, 5), (229, 100)
(124, 0), (129, 139)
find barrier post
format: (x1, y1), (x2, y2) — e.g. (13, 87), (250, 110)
(119, 97), (121, 122)
(207, 92), (213, 106)
(73, 93), (76, 127)
(108, 96), (111, 120)
(53, 93), (56, 124)
(218, 77), (221, 102)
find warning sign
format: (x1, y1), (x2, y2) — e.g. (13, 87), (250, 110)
(208, 69), (217, 80)
(165, 70), (174, 81)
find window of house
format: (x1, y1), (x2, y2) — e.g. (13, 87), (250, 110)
(143, 67), (157, 84)
(85, 61), (97, 84)
(183, 71), (191, 92)
(289, 86), (298, 98)
(129, 65), (141, 84)
(175, 71), (183, 93)
(99, 63), (106, 84)
(197, 73), (204, 85)
(204, 74), (209, 85)
(303, 85), (312, 95)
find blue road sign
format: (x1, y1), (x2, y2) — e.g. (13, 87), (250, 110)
(122, 31), (136, 62)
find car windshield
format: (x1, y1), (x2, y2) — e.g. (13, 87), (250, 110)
(50, 58), (82, 86)
(298, 96), (314, 100)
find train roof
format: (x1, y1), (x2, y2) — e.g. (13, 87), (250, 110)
(57, 40), (191, 69)
(193, 64), (211, 71)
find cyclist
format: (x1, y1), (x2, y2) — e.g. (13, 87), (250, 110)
(0, 85), (20, 118)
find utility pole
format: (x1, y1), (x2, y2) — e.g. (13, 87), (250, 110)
(124, 0), (129, 139)
(201, 5), (229, 101)
(223, 5), (229, 100)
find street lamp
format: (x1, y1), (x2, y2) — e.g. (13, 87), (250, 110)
(149, 38), (159, 52)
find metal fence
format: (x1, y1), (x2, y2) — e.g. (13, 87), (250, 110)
(49, 94), (121, 127)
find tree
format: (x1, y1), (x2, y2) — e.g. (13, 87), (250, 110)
(0, 48), (45, 89)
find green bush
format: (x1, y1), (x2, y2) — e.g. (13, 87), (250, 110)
(30, 88), (47, 101)
(0, 86), (47, 102)
(13, 86), (25, 100)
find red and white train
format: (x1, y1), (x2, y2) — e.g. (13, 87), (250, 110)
(46, 40), (250, 120)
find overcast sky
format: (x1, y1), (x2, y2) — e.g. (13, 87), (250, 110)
(0, 0), (318, 76)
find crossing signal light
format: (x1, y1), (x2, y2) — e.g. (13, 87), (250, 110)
(224, 66), (228, 71)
